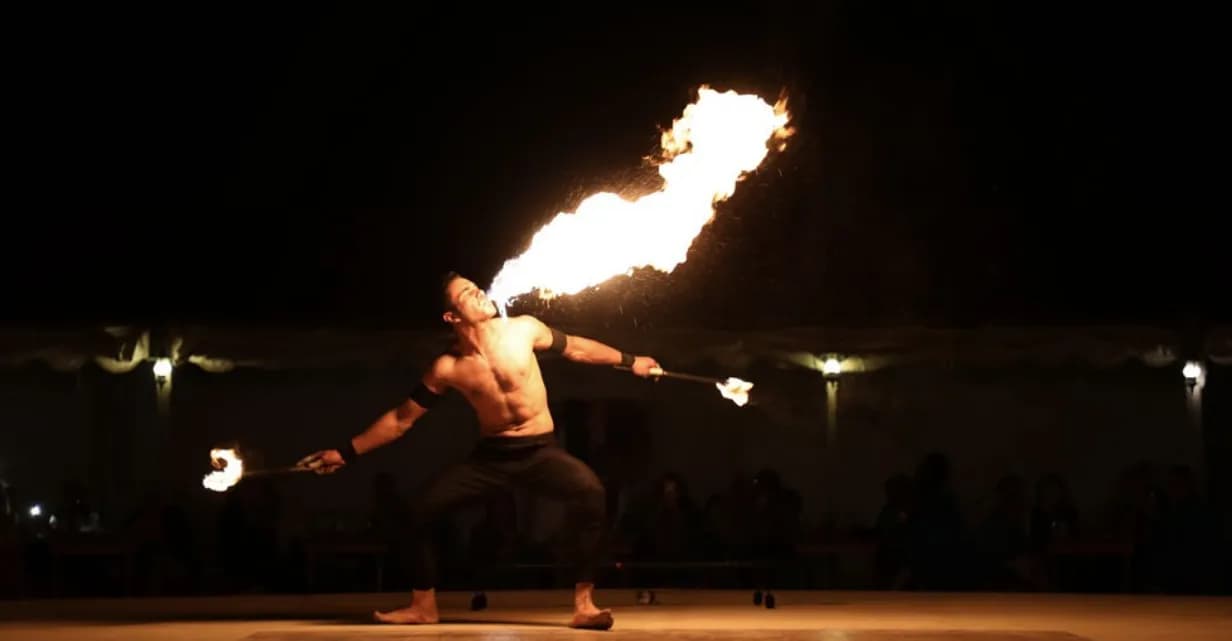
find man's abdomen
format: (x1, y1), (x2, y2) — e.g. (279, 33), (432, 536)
(473, 361), (552, 437)
(480, 405), (553, 438)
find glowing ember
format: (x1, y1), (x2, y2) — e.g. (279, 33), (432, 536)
(203, 448), (243, 492)
(717, 377), (754, 407)
(487, 86), (792, 313)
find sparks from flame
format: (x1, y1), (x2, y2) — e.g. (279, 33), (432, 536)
(486, 86), (792, 314)
(717, 377), (754, 407)
(203, 448), (243, 492)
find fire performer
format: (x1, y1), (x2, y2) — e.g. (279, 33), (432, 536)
(298, 272), (660, 630)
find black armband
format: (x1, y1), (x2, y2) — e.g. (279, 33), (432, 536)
(338, 440), (358, 464)
(409, 382), (444, 409)
(620, 352), (635, 368)
(549, 327), (568, 354)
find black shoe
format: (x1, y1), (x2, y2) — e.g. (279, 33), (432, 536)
(764, 592), (776, 609)
(752, 590), (763, 606)
(470, 592), (488, 611)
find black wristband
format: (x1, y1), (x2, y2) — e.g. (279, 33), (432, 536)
(338, 440), (358, 464)
(549, 327), (568, 354)
(620, 352), (635, 368)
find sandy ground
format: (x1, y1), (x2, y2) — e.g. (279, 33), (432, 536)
(0, 590), (1228, 640)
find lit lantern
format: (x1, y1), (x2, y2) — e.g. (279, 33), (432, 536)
(153, 358), (173, 382)
(822, 357), (841, 379)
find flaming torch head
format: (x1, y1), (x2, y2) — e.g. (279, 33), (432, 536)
(203, 448), (244, 492)
(717, 377), (754, 407)
(486, 86), (792, 313)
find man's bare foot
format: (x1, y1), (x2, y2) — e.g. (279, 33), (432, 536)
(373, 605), (439, 624)
(374, 589), (439, 625)
(571, 582), (612, 629)
(570, 608), (614, 630)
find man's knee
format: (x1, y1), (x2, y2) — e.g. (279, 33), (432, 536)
(575, 475), (606, 518)
(409, 498), (447, 531)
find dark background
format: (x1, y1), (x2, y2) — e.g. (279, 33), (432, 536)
(3, 3), (1217, 330)
(0, 3), (1227, 598)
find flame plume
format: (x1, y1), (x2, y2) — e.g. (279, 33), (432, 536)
(487, 86), (791, 313)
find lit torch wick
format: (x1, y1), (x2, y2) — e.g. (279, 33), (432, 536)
(619, 366), (754, 407)
(716, 377), (755, 407)
(202, 448), (243, 492)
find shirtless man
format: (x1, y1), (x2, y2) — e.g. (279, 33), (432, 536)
(298, 272), (660, 630)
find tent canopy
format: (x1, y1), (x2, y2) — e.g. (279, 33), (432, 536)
(2, 324), (1229, 374)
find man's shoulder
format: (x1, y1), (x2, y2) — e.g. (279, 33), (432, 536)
(429, 347), (460, 370)
(510, 314), (548, 330)
(423, 350), (458, 389)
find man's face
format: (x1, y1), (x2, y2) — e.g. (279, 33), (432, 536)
(444, 276), (497, 325)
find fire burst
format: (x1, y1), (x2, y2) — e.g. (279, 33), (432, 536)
(718, 377), (754, 407)
(202, 448), (243, 492)
(487, 86), (792, 313)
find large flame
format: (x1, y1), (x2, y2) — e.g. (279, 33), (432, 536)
(202, 448), (243, 492)
(487, 86), (791, 312)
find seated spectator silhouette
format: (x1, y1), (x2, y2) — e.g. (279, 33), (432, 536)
(748, 468), (801, 561)
(905, 452), (966, 590)
(703, 475), (754, 562)
(976, 474), (1033, 590)
(1156, 465), (1220, 593)
(1031, 473), (1079, 553)
(634, 473), (701, 562)
(874, 473), (914, 588)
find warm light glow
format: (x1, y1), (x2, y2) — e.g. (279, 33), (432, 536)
(203, 448), (244, 492)
(28, 504), (41, 518)
(1182, 361), (1203, 381)
(716, 377), (754, 407)
(487, 86), (792, 313)
(153, 358), (173, 379)
(822, 358), (842, 377)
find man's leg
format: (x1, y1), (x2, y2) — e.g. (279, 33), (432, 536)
(516, 445), (612, 629)
(375, 460), (506, 624)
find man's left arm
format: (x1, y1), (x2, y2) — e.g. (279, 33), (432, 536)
(525, 316), (660, 377)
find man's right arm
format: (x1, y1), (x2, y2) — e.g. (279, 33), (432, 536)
(351, 396), (429, 455)
(298, 358), (450, 473)
(353, 357), (450, 454)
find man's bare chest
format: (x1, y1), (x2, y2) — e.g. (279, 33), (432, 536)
(453, 343), (534, 394)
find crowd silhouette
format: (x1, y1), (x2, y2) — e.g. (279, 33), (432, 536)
(1, 445), (1227, 597)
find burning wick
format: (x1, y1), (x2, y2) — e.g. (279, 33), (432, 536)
(203, 448), (243, 492)
(717, 377), (754, 407)
(630, 366), (755, 407)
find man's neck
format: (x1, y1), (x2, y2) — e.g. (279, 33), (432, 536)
(453, 318), (500, 354)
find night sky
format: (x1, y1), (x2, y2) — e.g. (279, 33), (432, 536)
(6, 4), (1216, 331)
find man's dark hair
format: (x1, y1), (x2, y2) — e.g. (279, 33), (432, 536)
(440, 271), (462, 312)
